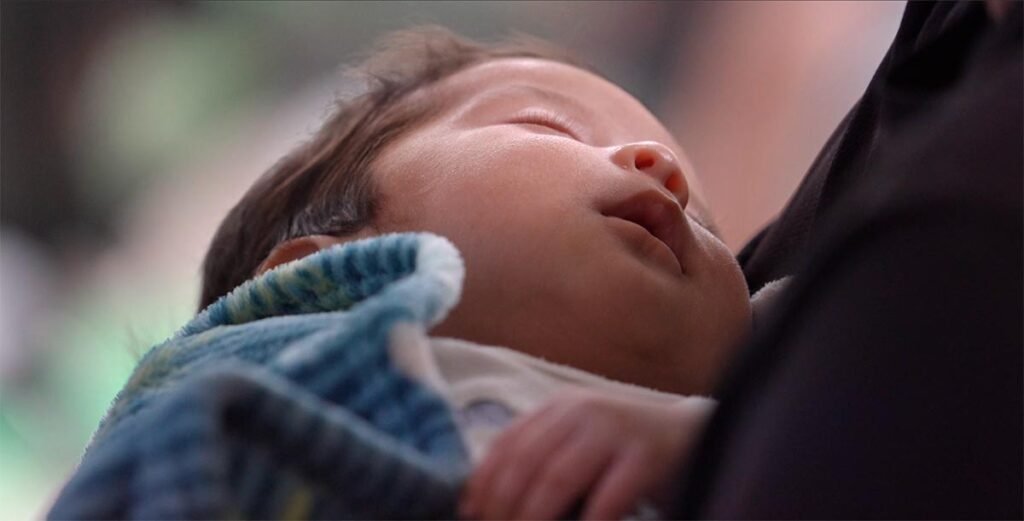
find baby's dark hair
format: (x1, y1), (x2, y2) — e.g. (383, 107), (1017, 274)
(199, 26), (586, 310)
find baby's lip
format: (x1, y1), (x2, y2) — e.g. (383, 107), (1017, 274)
(601, 189), (687, 274)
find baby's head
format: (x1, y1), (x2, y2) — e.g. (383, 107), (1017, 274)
(201, 27), (750, 395)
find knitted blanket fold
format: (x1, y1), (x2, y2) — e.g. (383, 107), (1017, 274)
(48, 233), (471, 520)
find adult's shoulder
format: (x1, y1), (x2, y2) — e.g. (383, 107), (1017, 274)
(737, 1), (1016, 292)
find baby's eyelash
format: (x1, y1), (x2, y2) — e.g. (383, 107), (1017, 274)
(506, 109), (583, 140)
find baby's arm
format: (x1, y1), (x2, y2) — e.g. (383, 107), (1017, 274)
(459, 390), (715, 520)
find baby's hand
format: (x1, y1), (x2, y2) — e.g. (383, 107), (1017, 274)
(458, 390), (714, 520)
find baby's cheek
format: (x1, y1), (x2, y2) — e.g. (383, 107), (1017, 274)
(701, 231), (753, 363)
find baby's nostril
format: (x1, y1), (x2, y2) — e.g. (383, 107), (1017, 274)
(634, 152), (656, 170)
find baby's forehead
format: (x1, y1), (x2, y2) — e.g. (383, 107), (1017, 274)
(430, 58), (646, 121)
(423, 58), (684, 152)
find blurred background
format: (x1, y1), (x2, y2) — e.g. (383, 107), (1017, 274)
(1, 1), (904, 517)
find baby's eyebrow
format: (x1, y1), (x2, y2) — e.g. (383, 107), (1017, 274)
(459, 83), (593, 122)
(505, 84), (587, 113)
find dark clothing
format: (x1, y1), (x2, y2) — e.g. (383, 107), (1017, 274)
(674, 2), (1023, 518)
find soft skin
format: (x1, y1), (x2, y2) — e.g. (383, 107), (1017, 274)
(267, 58), (751, 395)
(461, 390), (716, 520)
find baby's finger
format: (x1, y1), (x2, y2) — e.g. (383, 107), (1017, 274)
(515, 421), (616, 520)
(460, 401), (571, 519)
(477, 403), (584, 520)
(460, 411), (536, 518)
(581, 442), (652, 520)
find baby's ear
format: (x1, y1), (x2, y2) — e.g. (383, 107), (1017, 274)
(256, 231), (372, 275)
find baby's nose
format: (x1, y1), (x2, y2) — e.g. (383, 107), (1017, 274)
(610, 141), (689, 205)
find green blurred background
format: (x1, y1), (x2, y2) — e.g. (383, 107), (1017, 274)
(0, 1), (903, 517)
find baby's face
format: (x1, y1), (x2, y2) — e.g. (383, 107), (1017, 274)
(372, 58), (749, 395)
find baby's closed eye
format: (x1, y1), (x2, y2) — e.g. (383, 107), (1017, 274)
(505, 108), (584, 141)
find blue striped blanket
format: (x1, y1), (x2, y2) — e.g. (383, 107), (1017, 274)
(49, 233), (471, 519)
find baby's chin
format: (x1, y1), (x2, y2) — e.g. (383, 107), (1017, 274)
(567, 257), (746, 393)
(435, 228), (736, 392)
(552, 283), (721, 391)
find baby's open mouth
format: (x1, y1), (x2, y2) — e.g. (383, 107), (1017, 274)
(601, 189), (686, 275)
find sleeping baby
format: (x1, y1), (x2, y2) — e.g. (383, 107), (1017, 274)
(50, 27), (759, 520)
